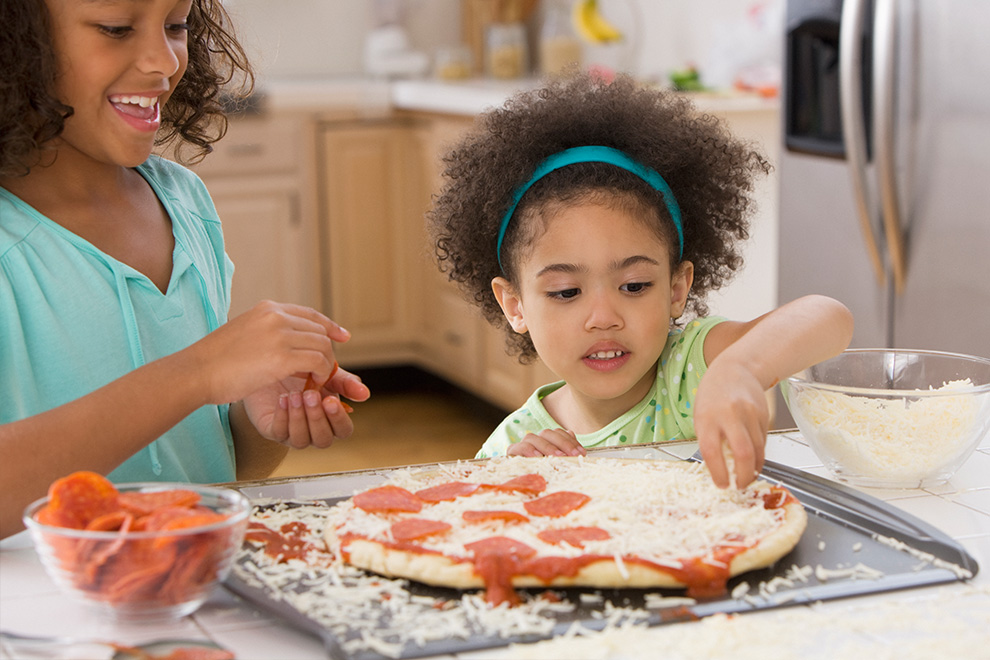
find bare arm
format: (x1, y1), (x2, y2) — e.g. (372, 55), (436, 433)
(0, 301), (347, 539)
(0, 350), (210, 538)
(694, 294), (854, 488)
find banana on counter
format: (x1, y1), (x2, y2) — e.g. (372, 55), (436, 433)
(572, 0), (624, 44)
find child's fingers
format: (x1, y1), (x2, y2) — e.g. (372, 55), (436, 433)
(323, 396), (356, 440)
(507, 442), (545, 457)
(302, 390), (335, 449)
(284, 392), (313, 449)
(699, 436), (730, 489)
(274, 302), (351, 343)
(325, 366), (371, 403)
(509, 431), (583, 457)
(536, 429), (585, 456)
(726, 415), (768, 488)
(270, 394), (291, 443)
(727, 434), (757, 488)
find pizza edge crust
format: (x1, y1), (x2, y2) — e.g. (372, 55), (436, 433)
(329, 500), (808, 590)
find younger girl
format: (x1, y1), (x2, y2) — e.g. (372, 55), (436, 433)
(428, 74), (852, 488)
(0, 0), (369, 537)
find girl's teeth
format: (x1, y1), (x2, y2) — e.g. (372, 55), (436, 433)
(110, 95), (157, 108)
(589, 351), (624, 360)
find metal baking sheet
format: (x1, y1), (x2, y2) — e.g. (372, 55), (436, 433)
(224, 453), (979, 660)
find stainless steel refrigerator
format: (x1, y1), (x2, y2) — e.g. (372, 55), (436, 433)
(778, 0), (990, 357)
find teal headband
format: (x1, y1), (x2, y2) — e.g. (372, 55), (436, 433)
(495, 146), (684, 270)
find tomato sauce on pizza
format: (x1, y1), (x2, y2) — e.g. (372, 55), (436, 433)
(324, 456), (806, 606)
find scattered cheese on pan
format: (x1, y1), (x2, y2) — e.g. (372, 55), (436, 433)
(873, 533), (973, 579)
(503, 584), (990, 660)
(234, 502), (644, 657)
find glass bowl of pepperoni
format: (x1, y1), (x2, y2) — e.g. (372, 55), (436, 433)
(23, 472), (250, 622)
(781, 348), (990, 489)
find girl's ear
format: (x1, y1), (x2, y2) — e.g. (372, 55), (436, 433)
(670, 261), (694, 319)
(491, 277), (528, 334)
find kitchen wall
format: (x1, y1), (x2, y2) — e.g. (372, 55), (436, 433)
(226, 0), (462, 82)
(227, 0), (782, 90)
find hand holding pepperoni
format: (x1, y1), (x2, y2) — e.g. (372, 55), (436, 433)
(243, 361), (370, 450)
(193, 300), (370, 449)
(188, 300), (349, 404)
(506, 428), (586, 457)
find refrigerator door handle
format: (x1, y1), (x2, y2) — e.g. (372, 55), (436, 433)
(840, 0), (886, 286)
(874, 0), (908, 294)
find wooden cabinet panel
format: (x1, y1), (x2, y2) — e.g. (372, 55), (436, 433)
(192, 115), (300, 177)
(190, 113), (320, 321)
(418, 272), (482, 390)
(319, 122), (422, 366)
(206, 176), (311, 318)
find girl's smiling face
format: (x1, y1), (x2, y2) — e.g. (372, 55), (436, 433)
(493, 199), (693, 420)
(44, 0), (192, 168)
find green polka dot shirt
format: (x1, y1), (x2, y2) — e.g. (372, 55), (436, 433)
(476, 317), (724, 459)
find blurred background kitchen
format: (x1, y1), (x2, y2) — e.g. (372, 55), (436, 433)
(203, 0), (786, 477)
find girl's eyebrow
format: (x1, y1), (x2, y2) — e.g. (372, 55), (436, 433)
(611, 255), (660, 270)
(535, 255), (659, 278)
(535, 263), (584, 278)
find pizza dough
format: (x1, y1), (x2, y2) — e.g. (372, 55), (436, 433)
(324, 456), (807, 604)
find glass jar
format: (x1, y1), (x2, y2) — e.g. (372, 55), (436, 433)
(486, 22), (529, 79)
(539, 1), (582, 76)
(435, 45), (473, 81)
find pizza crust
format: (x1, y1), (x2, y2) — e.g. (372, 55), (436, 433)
(324, 457), (808, 594)
(336, 499), (806, 590)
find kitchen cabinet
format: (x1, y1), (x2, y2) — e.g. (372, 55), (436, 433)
(317, 120), (425, 367)
(312, 111), (555, 409)
(190, 112), (321, 318)
(412, 114), (558, 409)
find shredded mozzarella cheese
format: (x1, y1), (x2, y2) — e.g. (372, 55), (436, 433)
(325, 457), (790, 571)
(791, 379), (984, 482)
(500, 584), (990, 660)
(233, 501), (644, 657)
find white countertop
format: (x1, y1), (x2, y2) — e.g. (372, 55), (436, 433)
(255, 76), (779, 118)
(2, 431), (989, 660)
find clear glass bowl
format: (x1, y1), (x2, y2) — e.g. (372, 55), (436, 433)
(23, 483), (250, 622)
(781, 349), (990, 488)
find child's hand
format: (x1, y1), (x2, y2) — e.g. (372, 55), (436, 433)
(507, 429), (586, 457)
(243, 365), (371, 449)
(189, 300), (351, 404)
(693, 359), (768, 489)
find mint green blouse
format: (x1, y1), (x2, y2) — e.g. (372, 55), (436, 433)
(477, 316), (724, 458)
(0, 156), (237, 483)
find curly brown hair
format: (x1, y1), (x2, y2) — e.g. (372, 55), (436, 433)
(0, 0), (253, 177)
(427, 73), (772, 363)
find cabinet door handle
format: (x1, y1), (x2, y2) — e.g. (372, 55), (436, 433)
(289, 193), (301, 227)
(227, 143), (265, 157)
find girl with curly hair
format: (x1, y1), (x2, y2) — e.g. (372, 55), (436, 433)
(0, 0), (368, 538)
(428, 74), (852, 488)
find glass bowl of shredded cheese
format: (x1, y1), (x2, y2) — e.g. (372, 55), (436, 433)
(781, 349), (990, 488)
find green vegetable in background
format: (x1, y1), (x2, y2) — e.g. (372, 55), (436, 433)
(670, 67), (706, 92)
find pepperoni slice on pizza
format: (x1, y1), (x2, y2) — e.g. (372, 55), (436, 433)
(325, 456), (807, 606)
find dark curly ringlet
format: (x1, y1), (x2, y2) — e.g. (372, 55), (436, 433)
(427, 73), (771, 363)
(0, 0), (253, 178)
